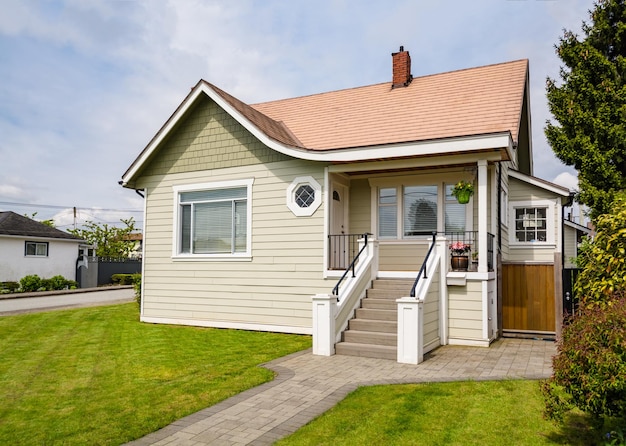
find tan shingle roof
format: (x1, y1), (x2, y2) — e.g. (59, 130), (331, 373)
(250, 59), (528, 150)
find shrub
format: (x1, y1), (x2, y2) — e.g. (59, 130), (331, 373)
(575, 194), (626, 307)
(19, 275), (42, 292)
(111, 274), (135, 285)
(132, 273), (141, 305)
(46, 275), (70, 290)
(0, 282), (19, 293)
(542, 292), (626, 432)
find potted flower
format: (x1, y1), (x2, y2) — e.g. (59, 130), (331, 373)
(451, 180), (474, 204)
(449, 241), (471, 271)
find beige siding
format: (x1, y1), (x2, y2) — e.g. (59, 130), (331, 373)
(349, 178), (371, 234)
(448, 281), (483, 340)
(379, 243), (427, 271)
(135, 101), (333, 332)
(506, 176), (561, 264)
(423, 268), (440, 350)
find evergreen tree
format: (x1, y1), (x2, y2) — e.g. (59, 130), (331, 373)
(545, 0), (626, 219)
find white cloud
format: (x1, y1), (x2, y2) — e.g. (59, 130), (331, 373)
(552, 172), (579, 192)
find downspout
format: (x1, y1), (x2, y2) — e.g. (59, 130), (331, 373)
(135, 189), (145, 199)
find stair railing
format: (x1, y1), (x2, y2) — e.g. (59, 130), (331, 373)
(332, 233), (371, 296)
(410, 231), (437, 298)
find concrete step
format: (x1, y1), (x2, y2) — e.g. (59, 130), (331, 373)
(361, 298), (397, 310)
(371, 279), (414, 291)
(343, 330), (397, 346)
(335, 342), (397, 360)
(365, 288), (411, 300)
(348, 318), (397, 333)
(355, 307), (397, 321)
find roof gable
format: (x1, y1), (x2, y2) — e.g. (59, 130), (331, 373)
(0, 211), (82, 241)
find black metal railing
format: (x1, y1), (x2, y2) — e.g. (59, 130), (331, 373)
(331, 233), (371, 296)
(446, 231), (494, 271)
(328, 233), (365, 270)
(410, 231), (437, 298)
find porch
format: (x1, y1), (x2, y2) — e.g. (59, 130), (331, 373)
(313, 231), (498, 364)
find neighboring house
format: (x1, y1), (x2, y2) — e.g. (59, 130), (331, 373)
(121, 47), (574, 363)
(120, 233), (143, 259)
(0, 211), (83, 283)
(563, 219), (592, 269)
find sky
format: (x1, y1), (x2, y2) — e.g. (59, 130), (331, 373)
(0, 0), (594, 230)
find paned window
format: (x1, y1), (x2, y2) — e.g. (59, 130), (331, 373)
(286, 176), (322, 217)
(295, 185), (315, 208)
(514, 207), (547, 242)
(404, 185), (437, 236)
(25, 241), (48, 257)
(444, 184), (466, 234)
(174, 180), (253, 258)
(508, 200), (555, 246)
(378, 187), (397, 238)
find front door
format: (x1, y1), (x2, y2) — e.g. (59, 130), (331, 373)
(329, 185), (347, 269)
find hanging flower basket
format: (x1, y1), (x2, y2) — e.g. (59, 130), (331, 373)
(451, 180), (474, 204)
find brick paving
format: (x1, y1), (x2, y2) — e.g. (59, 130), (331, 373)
(125, 338), (555, 446)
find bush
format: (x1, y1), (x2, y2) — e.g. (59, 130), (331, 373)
(542, 293), (626, 432)
(132, 273), (141, 305)
(46, 275), (71, 290)
(575, 194), (626, 307)
(111, 274), (135, 285)
(0, 282), (19, 294)
(19, 275), (42, 292)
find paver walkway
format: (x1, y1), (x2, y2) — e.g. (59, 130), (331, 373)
(127, 338), (555, 446)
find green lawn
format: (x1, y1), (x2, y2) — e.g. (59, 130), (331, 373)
(276, 380), (599, 446)
(0, 303), (311, 445)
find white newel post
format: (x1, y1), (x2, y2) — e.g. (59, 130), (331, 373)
(312, 294), (337, 356)
(397, 297), (424, 364)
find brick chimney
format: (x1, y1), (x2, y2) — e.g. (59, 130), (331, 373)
(391, 46), (412, 88)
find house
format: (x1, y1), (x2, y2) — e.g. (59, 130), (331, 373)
(0, 211), (84, 283)
(121, 47), (573, 363)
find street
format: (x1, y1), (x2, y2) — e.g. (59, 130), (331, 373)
(0, 287), (135, 316)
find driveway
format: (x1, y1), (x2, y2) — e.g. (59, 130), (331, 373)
(0, 287), (135, 316)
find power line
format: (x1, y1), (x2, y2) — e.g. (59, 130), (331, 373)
(0, 201), (143, 213)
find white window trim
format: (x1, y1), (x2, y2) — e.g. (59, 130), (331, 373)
(508, 199), (555, 248)
(25, 241), (49, 257)
(172, 178), (254, 261)
(370, 178), (473, 241)
(286, 176), (322, 217)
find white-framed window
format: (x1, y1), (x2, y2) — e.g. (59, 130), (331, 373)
(173, 179), (253, 260)
(376, 182), (470, 239)
(286, 176), (322, 217)
(509, 200), (555, 246)
(25, 241), (48, 257)
(444, 183), (467, 233)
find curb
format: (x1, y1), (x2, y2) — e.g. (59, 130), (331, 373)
(0, 285), (133, 301)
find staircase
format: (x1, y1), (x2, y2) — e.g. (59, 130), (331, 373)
(335, 279), (413, 360)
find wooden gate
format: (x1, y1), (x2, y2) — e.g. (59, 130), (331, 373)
(502, 264), (555, 334)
